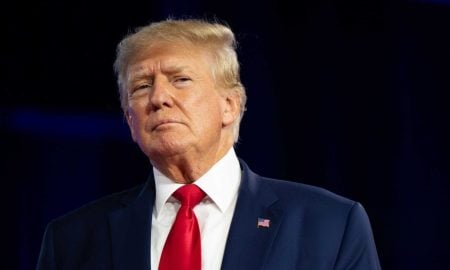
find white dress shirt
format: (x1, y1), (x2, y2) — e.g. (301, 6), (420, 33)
(150, 148), (241, 270)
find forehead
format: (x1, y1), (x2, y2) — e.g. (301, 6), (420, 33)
(126, 43), (213, 78)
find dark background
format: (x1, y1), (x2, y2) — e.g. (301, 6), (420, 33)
(2, 0), (450, 269)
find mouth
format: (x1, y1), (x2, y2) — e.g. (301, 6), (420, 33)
(151, 120), (183, 131)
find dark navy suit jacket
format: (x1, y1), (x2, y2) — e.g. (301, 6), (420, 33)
(37, 160), (381, 270)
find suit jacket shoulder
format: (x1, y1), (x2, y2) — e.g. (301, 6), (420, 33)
(220, 160), (381, 270)
(260, 175), (355, 208)
(50, 182), (146, 227)
(37, 181), (154, 270)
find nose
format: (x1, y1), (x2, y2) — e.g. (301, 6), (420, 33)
(148, 77), (174, 111)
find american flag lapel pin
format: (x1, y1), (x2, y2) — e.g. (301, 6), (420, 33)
(257, 217), (271, 228)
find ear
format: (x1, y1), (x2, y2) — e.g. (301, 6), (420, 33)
(222, 90), (240, 127)
(125, 109), (137, 142)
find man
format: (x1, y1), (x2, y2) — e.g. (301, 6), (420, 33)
(37, 19), (381, 270)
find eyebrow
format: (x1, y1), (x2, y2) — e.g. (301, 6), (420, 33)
(129, 64), (194, 79)
(160, 64), (193, 75)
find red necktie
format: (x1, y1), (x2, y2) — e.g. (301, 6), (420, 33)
(159, 184), (206, 270)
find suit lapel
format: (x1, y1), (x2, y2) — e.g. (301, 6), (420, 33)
(221, 161), (284, 270)
(109, 179), (155, 270)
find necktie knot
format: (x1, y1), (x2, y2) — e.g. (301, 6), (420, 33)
(173, 184), (206, 208)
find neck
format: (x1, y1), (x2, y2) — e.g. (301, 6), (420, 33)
(150, 142), (233, 184)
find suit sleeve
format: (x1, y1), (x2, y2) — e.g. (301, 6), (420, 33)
(36, 221), (57, 270)
(333, 202), (381, 270)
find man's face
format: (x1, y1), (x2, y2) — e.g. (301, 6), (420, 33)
(124, 43), (236, 162)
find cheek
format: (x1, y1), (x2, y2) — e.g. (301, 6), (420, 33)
(198, 102), (224, 129)
(128, 108), (147, 133)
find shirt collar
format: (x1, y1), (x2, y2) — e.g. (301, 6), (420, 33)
(153, 147), (241, 218)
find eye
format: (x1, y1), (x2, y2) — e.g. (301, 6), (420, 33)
(128, 83), (152, 97)
(175, 77), (190, 82)
(173, 76), (192, 87)
(136, 84), (152, 90)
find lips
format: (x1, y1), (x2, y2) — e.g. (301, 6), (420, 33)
(151, 119), (183, 131)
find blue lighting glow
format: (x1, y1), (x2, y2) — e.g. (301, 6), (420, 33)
(7, 109), (131, 141)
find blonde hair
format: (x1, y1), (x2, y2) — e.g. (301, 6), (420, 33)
(113, 19), (247, 142)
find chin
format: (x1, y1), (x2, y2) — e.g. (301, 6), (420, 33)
(142, 138), (191, 159)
